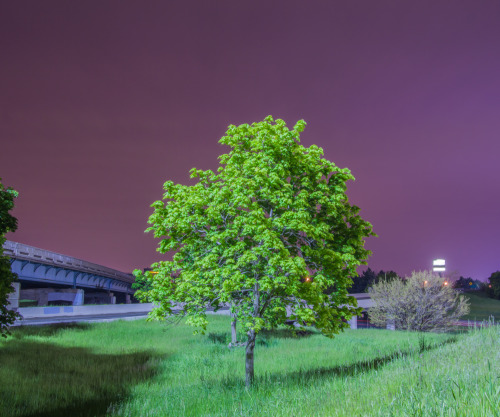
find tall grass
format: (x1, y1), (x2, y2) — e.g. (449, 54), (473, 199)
(0, 323), (157, 417)
(0, 317), (498, 416)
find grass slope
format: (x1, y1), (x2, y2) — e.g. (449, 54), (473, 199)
(0, 316), (498, 417)
(463, 290), (500, 321)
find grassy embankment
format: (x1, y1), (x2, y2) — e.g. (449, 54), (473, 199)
(0, 316), (498, 417)
(463, 290), (500, 321)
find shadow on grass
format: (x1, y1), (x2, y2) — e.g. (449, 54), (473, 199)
(0, 339), (159, 417)
(264, 335), (458, 384)
(9, 322), (92, 339)
(259, 327), (316, 339)
(216, 336), (459, 389)
(206, 327), (316, 348)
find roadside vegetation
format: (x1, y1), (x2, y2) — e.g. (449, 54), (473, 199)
(0, 316), (498, 417)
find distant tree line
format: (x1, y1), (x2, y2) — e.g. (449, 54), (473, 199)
(452, 276), (483, 291)
(452, 273), (500, 300)
(350, 267), (500, 303)
(348, 268), (400, 293)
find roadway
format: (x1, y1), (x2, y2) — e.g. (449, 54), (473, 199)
(12, 311), (151, 326)
(12, 311), (487, 328)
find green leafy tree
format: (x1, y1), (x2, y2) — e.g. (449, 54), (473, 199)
(135, 116), (374, 386)
(0, 179), (20, 337)
(349, 267), (377, 293)
(131, 269), (155, 292)
(487, 271), (500, 299)
(368, 270), (469, 332)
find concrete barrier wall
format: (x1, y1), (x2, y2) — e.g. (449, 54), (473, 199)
(355, 298), (374, 309)
(16, 294), (374, 320)
(18, 303), (156, 318)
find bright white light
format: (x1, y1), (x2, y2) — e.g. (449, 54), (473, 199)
(433, 259), (446, 272)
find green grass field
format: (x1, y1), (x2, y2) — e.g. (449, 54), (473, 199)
(0, 316), (498, 417)
(463, 290), (500, 321)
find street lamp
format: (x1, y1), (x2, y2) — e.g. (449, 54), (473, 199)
(433, 259), (446, 278)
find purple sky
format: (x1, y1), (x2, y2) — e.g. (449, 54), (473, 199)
(1, 1), (499, 280)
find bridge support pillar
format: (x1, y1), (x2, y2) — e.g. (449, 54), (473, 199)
(107, 292), (116, 304)
(74, 289), (84, 306)
(348, 315), (358, 329)
(20, 288), (84, 307)
(7, 282), (20, 311)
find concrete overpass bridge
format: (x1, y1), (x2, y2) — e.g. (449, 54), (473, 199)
(4, 240), (135, 307)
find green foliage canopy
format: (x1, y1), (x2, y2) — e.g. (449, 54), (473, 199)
(136, 116), (374, 339)
(0, 178), (19, 337)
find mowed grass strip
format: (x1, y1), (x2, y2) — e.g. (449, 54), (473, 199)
(1, 316), (498, 417)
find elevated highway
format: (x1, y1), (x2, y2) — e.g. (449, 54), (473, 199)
(4, 240), (135, 306)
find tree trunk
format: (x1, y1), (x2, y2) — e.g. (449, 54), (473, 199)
(231, 313), (238, 344)
(245, 328), (256, 388)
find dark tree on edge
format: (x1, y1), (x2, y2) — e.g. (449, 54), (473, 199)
(0, 178), (20, 337)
